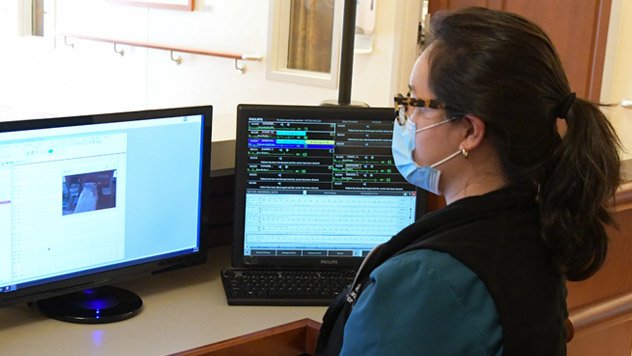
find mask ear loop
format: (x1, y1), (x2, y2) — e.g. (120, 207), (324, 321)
(415, 116), (457, 133)
(425, 118), (469, 168)
(430, 149), (463, 168)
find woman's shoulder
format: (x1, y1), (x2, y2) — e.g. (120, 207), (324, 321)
(372, 249), (498, 310)
(341, 249), (503, 355)
(372, 249), (481, 293)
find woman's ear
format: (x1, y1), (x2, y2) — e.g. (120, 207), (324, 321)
(459, 115), (486, 151)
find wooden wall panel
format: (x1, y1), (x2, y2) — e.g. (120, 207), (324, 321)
(567, 206), (632, 309)
(503, 0), (611, 101)
(428, 0), (611, 101)
(429, 0), (504, 13)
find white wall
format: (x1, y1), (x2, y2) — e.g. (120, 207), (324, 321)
(602, 0), (632, 104)
(602, 0), (632, 159)
(0, 0), (418, 142)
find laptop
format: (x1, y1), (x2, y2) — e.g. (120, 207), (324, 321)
(221, 104), (426, 305)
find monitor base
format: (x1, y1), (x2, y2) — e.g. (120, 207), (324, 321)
(37, 286), (142, 324)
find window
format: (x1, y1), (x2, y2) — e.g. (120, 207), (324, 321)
(287, 1), (334, 73)
(0, 0), (55, 41)
(31, 0), (56, 37)
(267, 0), (343, 88)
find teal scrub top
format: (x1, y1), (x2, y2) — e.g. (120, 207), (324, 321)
(340, 249), (504, 356)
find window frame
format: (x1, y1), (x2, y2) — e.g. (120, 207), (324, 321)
(266, 0), (343, 88)
(11, 0), (57, 48)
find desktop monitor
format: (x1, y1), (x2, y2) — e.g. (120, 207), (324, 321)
(232, 105), (425, 269)
(0, 106), (211, 323)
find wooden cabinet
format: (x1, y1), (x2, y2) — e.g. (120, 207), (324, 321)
(565, 186), (632, 356)
(428, 0), (612, 101)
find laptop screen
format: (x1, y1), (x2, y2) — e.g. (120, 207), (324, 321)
(233, 105), (425, 268)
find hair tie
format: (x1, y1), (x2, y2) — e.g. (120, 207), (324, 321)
(556, 92), (576, 119)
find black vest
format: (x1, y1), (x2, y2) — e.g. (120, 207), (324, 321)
(316, 185), (567, 355)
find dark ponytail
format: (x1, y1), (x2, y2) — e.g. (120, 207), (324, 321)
(540, 98), (621, 281)
(426, 7), (621, 281)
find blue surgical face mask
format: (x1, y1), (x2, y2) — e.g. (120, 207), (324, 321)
(391, 118), (462, 195)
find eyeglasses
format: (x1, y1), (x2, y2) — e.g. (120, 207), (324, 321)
(394, 93), (447, 125)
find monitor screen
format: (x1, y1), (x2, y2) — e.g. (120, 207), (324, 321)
(0, 106), (211, 323)
(233, 105), (425, 268)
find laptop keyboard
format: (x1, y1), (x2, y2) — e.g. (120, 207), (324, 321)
(220, 268), (356, 306)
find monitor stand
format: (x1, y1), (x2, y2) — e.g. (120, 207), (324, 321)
(320, 99), (369, 107)
(36, 286), (142, 324)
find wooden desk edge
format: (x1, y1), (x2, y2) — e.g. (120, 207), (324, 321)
(170, 318), (322, 356)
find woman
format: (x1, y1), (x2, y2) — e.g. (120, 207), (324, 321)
(316, 7), (621, 356)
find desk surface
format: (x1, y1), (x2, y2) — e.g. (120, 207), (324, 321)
(0, 246), (327, 356)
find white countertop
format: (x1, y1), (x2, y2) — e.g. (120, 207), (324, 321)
(0, 246), (327, 356)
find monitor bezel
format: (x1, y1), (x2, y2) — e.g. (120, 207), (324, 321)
(0, 105), (212, 307)
(232, 104), (426, 269)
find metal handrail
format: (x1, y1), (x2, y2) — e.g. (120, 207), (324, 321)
(61, 33), (262, 73)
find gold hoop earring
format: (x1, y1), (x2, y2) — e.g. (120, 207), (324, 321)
(461, 148), (469, 158)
